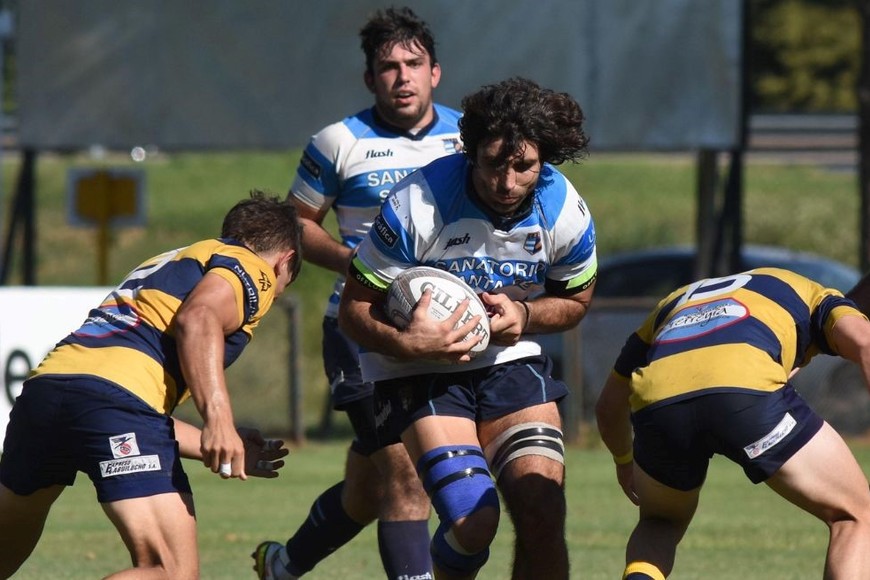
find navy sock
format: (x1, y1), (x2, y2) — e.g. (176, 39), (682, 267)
(284, 481), (365, 576)
(377, 520), (433, 579)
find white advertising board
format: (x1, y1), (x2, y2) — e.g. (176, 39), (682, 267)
(0, 287), (112, 450)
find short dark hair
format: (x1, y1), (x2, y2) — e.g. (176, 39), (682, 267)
(460, 77), (590, 167)
(359, 6), (437, 74)
(222, 190), (303, 277)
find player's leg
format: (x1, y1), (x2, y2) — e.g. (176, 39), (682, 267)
(480, 402), (568, 580)
(402, 414), (500, 580)
(72, 377), (201, 578)
(473, 355), (571, 579)
(0, 483), (65, 577)
(254, 318), (381, 579)
(765, 421), (870, 578)
(370, 441), (433, 579)
(255, 406), (379, 579)
(100, 491), (198, 579)
(0, 376), (84, 577)
(624, 466), (700, 579)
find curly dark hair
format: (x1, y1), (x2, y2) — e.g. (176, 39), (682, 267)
(222, 190), (303, 278)
(359, 6), (437, 74)
(460, 77), (590, 167)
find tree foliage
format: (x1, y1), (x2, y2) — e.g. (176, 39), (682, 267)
(750, 0), (861, 112)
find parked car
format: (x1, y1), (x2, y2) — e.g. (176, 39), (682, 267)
(546, 245), (870, 435)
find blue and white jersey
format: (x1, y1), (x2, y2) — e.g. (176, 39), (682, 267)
(351, 153), (598, 381)
(290, 104), (462, 317)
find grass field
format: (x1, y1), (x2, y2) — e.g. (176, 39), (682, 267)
(12, 439), (870, 579)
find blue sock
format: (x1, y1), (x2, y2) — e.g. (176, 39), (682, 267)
(377, 520), (433, 579)
(284, 481), (365, 576)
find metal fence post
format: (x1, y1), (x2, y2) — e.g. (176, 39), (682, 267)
(283, 294), (305, 443)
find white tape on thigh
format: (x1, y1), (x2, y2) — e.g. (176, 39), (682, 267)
(483, 421), (564, 480)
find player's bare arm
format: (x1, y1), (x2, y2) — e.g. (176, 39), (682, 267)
(846, 271), (870, 316)
(291, 197), (353, 275)
(175, 271), (247, 479)
(339, 276), (481, 362)
(484, 284), (594, 347)
(830, 313), (870, 391)
(595, 372), (638, 504)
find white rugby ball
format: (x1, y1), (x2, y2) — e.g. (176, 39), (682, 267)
(386, 266), (490, 354)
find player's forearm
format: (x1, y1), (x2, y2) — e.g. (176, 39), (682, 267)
(846, 271), (870, 316)
(831, 314), (870, 395)
(299, 217), (353, 275)
(595, 373), (634, 459)
(338, 294), (413, 358)
(523, 292), (591, 334)
(173, 418), (204, 460)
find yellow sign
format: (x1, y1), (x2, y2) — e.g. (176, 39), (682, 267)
(67, 168), (146, 227)
(66, 167), (147, 284)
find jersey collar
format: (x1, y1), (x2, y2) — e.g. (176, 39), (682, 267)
(370, 106), (440, 141)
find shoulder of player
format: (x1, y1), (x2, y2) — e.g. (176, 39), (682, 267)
(534, 165), (592, 222)
(432, 103), (463, 127)
(187, 238), (271, 273)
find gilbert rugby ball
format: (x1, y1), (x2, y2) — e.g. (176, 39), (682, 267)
(386, 266), (491, 354)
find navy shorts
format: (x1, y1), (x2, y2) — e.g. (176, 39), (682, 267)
(323, 316), (373, 410)
(374, 355), (569, 446)
(631, 384), (823, 491)
(344, 396), (381, 456)
(0, 376), (191, 503)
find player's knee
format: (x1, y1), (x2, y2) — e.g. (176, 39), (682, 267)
(417, 445), (500, 554)
(431, 519), (492, 576)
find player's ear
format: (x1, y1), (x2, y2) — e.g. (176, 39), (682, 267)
(364, 71), (375, 93)
(430, 62), (442, 89)
(275, 249), (299, 284)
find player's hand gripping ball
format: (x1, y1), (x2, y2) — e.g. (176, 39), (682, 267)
(386, 266), (490, 355)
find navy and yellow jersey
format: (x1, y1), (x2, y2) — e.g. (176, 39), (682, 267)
(31, 238), (278, 414)
(612, 267), (866, 412)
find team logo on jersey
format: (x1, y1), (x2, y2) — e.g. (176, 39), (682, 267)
(443, 138), (461, 153)
(656, 298), (748, 344)
(109, 432), (141, 458)
(299, 151), (321, 179)
(523, 232), (542, 255)
(258, 270), (272, 292)
(373, 213), (398, 247)
(75, 304), (141, 338)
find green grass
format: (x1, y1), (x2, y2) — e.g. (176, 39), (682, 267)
(12, 440), (870, 579)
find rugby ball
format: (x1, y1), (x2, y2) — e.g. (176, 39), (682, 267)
(386, 266), (490, 354)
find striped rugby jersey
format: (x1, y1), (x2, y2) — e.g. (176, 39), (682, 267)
(613, 267), (866, 411)
(30, 239), (278, 414)
(351, 153), (598, 382)
(290, 104), (462, 318)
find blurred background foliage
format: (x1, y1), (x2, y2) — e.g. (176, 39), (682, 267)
(749, 0), (861, 112)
